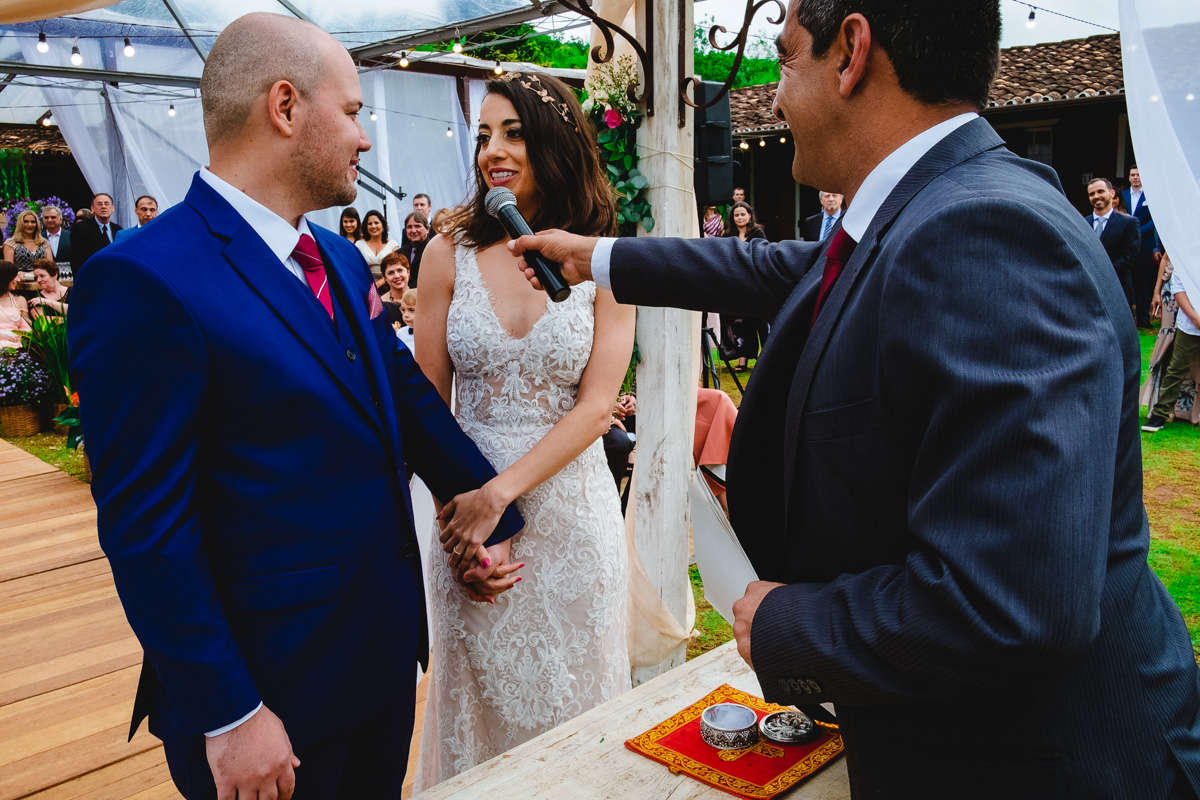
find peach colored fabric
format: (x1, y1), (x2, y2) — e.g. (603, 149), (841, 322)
(694, 387), (737, 468)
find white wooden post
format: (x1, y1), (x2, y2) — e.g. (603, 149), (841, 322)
(629, 0), (699, 684)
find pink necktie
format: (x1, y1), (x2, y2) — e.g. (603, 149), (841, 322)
(291, 233), (334, 320)
(810, 228), (857, 329)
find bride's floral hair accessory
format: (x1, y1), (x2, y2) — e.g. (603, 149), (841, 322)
(500, 72), (579, 133)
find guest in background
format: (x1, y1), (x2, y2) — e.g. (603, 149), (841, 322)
(114, 195), (159, 241)
(726, 187), (747, 234)
(430, 208), (453, 236)
(400, 211), (430, 287)
(603, 393), (636, 487)
(4, 210), (51, 272)
(0, 261), (31, 348)
(397, 287), (417, 351)
(1121, 166), (1162, 328)
(27, 259), (70, 318)
(70, 193), (123, 272)
(379, 252), (410, 326)
(1141, 253), (1199, 426)
(40, 206), (70, 261)
(1086, 177), (1139, 320)
(722, 201), (768, 372)
(1143, 252), (1200, 433)
(413, 193), (432, 220)
(354, 209), (399, 276)
(702, 205), (723, 238)
(800, 191), (844, 241)
(339, 206), (362, 242)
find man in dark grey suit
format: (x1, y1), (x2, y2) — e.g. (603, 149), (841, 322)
(514, 1), (1200, 797)
(1087, 176), (1140, 318)
(799, 190), (843, 241)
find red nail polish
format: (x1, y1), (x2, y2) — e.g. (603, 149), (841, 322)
(515, 576), (523, 583)
(482, 558), (492, 568)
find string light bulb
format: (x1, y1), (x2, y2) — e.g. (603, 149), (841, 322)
(70, 45), (83, 66)
(123, 37), (135, 57)
(36, 32), (49, 54)
(779, 136), (787, 143)
(1187, 93), (1195, 102)
(398, 52), (409, 68)
(452, 38), (464, 54)
(369, 110), (377, 121)
(1025, 8), (1036, 28)
(739, 140), (750, 151)
(42, 114), (53, 127)
(758, 138), (766, 147)
(446, 126), (454, 138)
(168, 104), (176, 117)
(493, 61), (503, 75)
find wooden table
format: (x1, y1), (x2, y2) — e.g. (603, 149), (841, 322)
(414, 641), (849, 799)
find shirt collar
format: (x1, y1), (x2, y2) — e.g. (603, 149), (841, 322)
(1094, 208), (1113, 221)
(199, 167), (312, 264)
(841, 112), (978, 242)
(823, 209), (842, 220)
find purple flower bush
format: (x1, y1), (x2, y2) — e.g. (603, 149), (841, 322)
(0, 350), (53, 407)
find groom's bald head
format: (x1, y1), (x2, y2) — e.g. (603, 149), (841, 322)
(200, 12), (329, 145)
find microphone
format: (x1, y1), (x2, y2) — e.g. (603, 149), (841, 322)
(484, 187), (571, 302)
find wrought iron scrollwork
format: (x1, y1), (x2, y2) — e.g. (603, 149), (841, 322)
(557, 0), (653, 115)
(681, 0), (785, 111)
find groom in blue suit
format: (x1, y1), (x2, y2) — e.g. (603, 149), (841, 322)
(68, 14), (522, 799)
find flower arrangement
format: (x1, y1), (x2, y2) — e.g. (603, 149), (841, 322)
(581, 55), (655, 235)
(0, 349), (53, 407)
(2, 196), (75, 239)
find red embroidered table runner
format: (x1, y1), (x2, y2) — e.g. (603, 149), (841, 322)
(625, 684), (844, 800)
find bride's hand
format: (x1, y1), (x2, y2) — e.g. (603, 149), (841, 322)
(456, 541), (524, 604)
(438, 481), (510, 569)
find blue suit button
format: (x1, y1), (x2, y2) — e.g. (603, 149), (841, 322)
(346, 349), (357, 362)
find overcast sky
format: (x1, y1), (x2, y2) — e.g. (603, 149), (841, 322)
(546, 1), (1120, 52)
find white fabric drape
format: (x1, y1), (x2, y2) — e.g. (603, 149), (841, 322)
(1118, 2), (1200, 286)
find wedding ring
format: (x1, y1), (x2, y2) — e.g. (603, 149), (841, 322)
(453, 546), (465, 556)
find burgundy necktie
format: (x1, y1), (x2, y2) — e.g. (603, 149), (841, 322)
(810, 228), (857, 329)
(291, 233), (334, 320)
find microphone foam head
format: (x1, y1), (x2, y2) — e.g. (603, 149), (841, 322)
(484, 187), (517, 218)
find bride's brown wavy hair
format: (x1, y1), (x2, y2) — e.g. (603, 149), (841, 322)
(448, 72), (617, 247)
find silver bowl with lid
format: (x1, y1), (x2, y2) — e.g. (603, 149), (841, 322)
(699, 702), (760, 750)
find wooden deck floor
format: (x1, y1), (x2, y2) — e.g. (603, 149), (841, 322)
(0, 439), (425, 798)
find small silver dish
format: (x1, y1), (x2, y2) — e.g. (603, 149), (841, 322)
(700, 702), (760, 750)
(758, 710), (817, 744)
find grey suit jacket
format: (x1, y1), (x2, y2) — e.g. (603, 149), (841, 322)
(609, 117), (1200, 798)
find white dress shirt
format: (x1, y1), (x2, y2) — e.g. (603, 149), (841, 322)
(818, 209), (842, 240)
(198, 167), (313, 287)
(195, 167), (322, 737)
(45, 230), (62, 258)
(1092, 207), (1113, 234)
(1129, 188), (1143, 212)
(591, 112), (979, 287)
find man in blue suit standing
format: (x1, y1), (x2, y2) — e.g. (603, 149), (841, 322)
(515, 1), (1200, 796)
(68, 13), (522, 800)
(1121, 165), (1162, 327)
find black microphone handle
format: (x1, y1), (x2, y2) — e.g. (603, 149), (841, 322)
(496, 204), (571, 302)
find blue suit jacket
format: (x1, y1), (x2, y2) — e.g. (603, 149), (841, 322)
(1121, 188), (1160, 254)
(68, 174), (522, 747)
(610, 118), (1200, 797)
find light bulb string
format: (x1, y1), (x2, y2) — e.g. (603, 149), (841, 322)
(1006, 0), (1117, 32)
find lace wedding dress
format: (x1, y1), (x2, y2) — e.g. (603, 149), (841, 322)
(416, 243), (631, 788)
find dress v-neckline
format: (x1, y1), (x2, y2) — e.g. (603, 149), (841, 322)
(467, 245), (551, 342)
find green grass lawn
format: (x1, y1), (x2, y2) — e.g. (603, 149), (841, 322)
(692, 333), (1200, 661)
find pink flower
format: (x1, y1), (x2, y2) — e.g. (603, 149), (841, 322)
(604, 108), (622, 129)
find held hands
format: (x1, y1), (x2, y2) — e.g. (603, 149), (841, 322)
(438, 481), (510, 570)
(508, 229), (598, 288)
(205, 704), (300, 800)
(456, 539), (524, 604)
(731, 581), (785, 670)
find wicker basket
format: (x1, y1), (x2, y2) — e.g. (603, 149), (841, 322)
(50, 402), (69, 433)
(0, 404), (41, 437)
(80, 445), (91, 483)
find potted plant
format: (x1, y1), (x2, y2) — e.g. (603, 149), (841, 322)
(21, 314), (72, 430)
(0, 349), (52, 436)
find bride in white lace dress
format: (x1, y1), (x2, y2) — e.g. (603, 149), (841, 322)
(413, 72), (635, 788)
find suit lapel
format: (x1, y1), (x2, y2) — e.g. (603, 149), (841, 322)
(184, 175), (386, 441)
(779, 118), (1006, 510)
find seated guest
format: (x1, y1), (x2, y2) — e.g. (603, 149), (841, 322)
(702, 205), (723, 238)
(603, 393), (637, 487)
(4, 210), (51, 273)
(400, 211), (430, 287)
(70, 193), (122, 272)
(378, 252), (410, 326)
(114, 195), (158, 240)
(0, 261), (31, 348)
(694, 387), (738, 513)
(397, 288), (417, 351)
(339, 206), (362, 242)
(40, 206), (70, 261)
(354, 209), (399, 275)
(27, 259), (70, 317)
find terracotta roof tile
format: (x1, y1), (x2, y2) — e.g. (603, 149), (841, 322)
(732, 32), (1123, 134)
(0, 123), (70, 155)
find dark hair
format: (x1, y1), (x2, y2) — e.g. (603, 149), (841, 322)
(449, 72), (616, 247)
(726, 201), (763, 236)
(1088, 177), (1115, 191)
(413, 193), (431, 205)
(134, 194), (157, 208)
(92, 192), (113, 204)
(33, 258), (58, 278)
(0, 261), (18, 296)
(404, 211), (429, 229)
(339, 206), (361, 240)
(362, 209), (388, 243)
(796, 0), (1000, 109)
(381, 251), (409, 270)
(1129, 163), (1138, 171)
